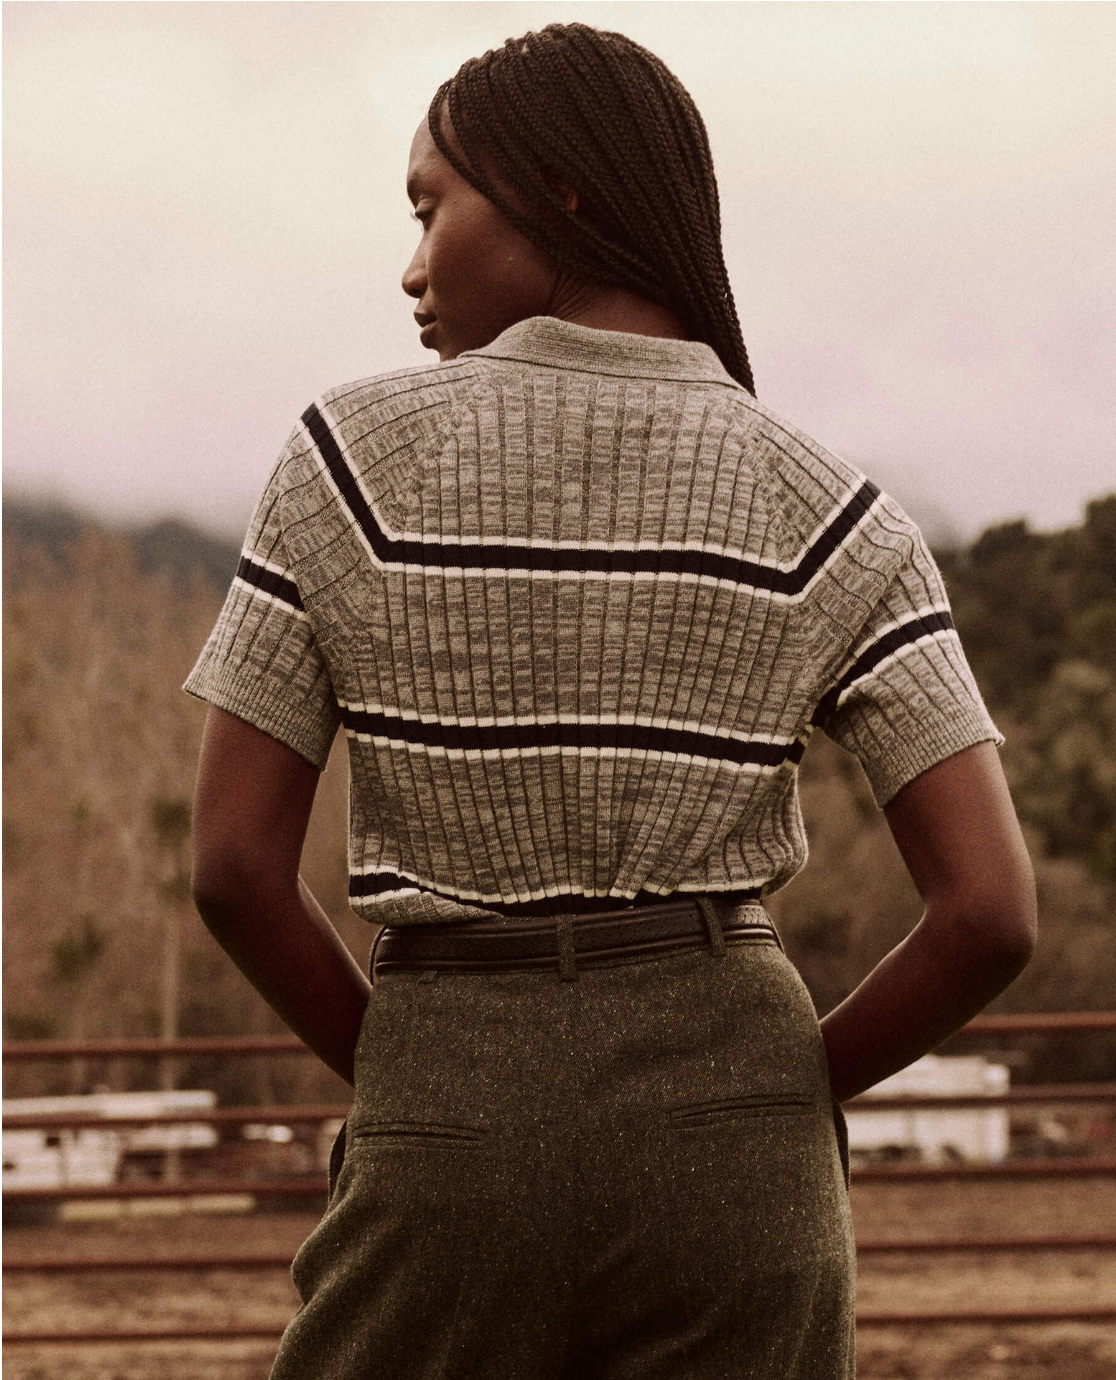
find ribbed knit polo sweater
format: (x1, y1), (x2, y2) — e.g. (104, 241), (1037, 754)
(185, 317), (1000, 927)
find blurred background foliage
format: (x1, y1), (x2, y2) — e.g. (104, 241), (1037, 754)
(3, 494), (1114, 1099)
(936, 496), (1116, 881)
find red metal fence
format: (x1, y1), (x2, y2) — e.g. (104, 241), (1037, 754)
(5, 1012), (1116, 1344)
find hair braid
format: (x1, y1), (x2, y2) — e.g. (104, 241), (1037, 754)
(428, 23), (755, 395)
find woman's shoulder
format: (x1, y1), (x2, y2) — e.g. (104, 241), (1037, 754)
(315, 354), (489, 424)
(727, 393), (930, 623)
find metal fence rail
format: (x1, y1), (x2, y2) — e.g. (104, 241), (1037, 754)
(5, 1156), (1116, 1202)
(5, 1010), (1116, 1061)
(8, 1307), (1116, 1345)
(2, 1103), (350, 1130)
(3, 1177), (327, 1201)
(6, 1081), (1114, 1134)
(7, 1234), (1116, 1275)
(4, 1253), (298, 1272)
(854, 1306), (1116, 1326)
(3, 1036), (311, 1059)
(4, 1325), (289, 1345)
(858, 1234), (1116, 1253)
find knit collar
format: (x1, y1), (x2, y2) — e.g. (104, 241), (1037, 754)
(465, 315), (739, 388)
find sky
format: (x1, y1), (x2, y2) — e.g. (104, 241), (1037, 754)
(4, 1), (1114, 546)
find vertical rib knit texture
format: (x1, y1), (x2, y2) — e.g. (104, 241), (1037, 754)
(185, 317), (1001, 927)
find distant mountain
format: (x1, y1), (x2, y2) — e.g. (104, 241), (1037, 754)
(2, 499), (84, 551)
(127, 518), (241, 590)
(3, 499), (241, 592)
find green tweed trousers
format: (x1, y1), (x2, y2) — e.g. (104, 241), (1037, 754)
(271, 931), (855, 1378)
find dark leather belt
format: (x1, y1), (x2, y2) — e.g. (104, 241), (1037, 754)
(372, 899), (776, 978)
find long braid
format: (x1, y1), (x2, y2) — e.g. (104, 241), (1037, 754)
(428, 23), (755, 395)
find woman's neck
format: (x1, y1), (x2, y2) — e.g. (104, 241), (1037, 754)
(545, 274), (689, 341)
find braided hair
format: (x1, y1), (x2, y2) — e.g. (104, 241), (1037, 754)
(428, 23), (755, 395)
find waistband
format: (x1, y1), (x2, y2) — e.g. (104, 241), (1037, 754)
(371, 898), (778, 981)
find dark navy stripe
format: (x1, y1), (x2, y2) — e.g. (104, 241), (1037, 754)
(236, 555), (304, 611)
(812, 610), (956, 727)
(302, 404), (878, 594)
(348, 873), (762, 917)
(340, 707), (807, 769)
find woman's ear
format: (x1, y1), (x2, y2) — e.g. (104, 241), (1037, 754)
(555, 181), (579, 214)
(541, 167), (578, 213)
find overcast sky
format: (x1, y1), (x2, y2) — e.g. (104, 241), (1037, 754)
(4, 2), (1114, 545)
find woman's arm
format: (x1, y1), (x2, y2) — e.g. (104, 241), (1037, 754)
(190, 706), (372, 1086)
(819, 741), (1037, 1103)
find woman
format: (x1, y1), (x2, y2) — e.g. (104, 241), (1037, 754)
(188, 24), (1036, 1379)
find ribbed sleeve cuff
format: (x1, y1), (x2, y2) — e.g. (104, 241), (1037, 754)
(860, 706), (1005, 808)
(183, 664), (338, 771)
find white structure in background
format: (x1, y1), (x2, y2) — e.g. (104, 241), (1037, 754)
(845, 1054), (1010, 1163)
(317, 1116), (347, 1173)
(2, 1090), (218, 1189)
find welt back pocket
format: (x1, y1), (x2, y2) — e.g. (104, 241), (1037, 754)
(351, 1119), (487, 1146)
(666, 1094), (814, 1130)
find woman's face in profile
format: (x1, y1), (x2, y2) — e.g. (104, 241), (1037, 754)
(402, 118), (560, 360)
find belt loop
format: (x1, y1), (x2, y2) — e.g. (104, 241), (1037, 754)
(556, 915), (578, 981)
(697, 898), (726, 959)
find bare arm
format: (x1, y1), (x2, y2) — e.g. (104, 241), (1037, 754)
(191, 706), (372, 1086)
(820, 741), (1037, 1103)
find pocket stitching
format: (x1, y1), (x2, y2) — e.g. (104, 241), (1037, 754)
(666, 1094), (815, 1129)
(351, 1119), (487, 1145)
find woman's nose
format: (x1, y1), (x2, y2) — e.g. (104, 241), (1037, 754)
(402, 246), (426, 299)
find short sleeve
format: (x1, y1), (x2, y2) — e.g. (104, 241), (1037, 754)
(814, 529), (1002, 807)
(183, 433), (341, 769)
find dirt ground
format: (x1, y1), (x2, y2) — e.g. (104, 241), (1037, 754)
(4, 1178), (1115, 1379)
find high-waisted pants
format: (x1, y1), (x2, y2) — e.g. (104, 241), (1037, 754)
(270, 926), (856, 1379)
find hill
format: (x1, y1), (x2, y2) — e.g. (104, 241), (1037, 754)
(2, 498), (241, 592)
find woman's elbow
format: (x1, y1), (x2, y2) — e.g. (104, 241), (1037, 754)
(993, 854), (1038, 963)
(985, 901), (1037, 979)
(190, 839), (265, 934)
(191, 852), (239, 931)
(940, 861), (1038, 976)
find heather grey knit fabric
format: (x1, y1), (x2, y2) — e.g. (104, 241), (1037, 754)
(185, 317), (1000, 928)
